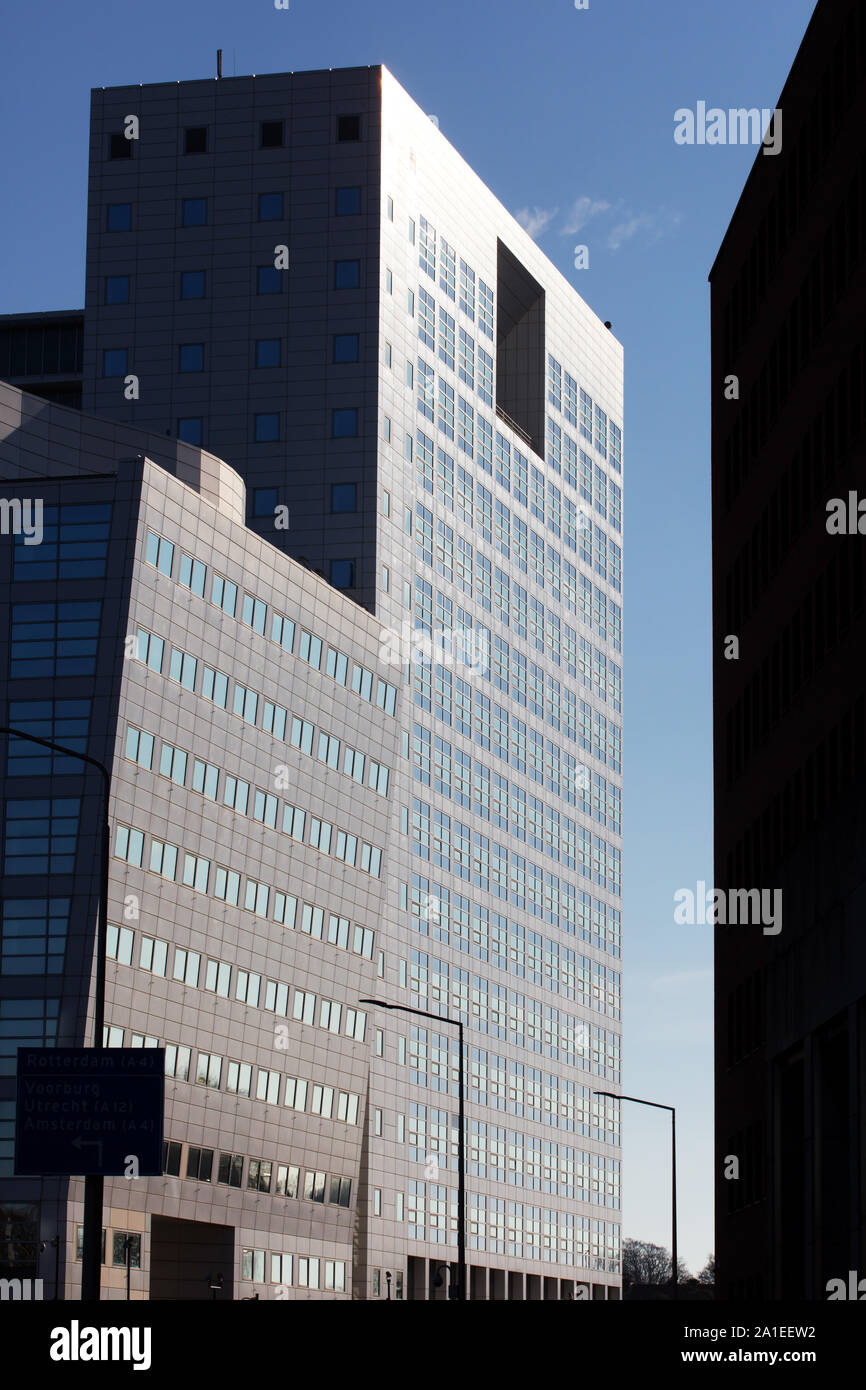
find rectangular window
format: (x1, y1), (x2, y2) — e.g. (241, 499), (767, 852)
(218, 1153), (244, 1187)
(5, 799), (80, 876)
(178, 552), (206, 595)
(459, 260), (476, 319)
(168, 647), (197, 691)
(233, 684), (259, 724)
(11, 601), (101, 679)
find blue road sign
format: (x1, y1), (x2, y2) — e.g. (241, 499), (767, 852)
(14, 1048), (165, 1177)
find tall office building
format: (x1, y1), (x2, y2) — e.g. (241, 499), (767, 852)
(711, 0), (866, 1300)
(0, 64), (624, 1299)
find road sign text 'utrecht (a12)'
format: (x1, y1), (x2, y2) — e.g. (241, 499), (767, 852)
(14, 1048), (165, 1177)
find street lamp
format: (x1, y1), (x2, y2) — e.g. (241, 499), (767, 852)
(360, 997), (466, 1301)
(0, 726), (111, 1302)
(594, 1089), (678, 1299)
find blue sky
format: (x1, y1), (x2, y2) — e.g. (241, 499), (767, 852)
(2, 0), (818, 1274)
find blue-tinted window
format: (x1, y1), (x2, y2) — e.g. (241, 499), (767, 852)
(330, 559), (355, 589)
(106, 204), (131, 232)
(10, 602), (102, 679)
(253, 488), (278, 517)
(4, 799), (81, 876)
(0, 997), (59, 1076)
(258, 192), (284, 221)
(335, 187), (361, 216)
(7, 700), (92, 777)
(14, 504), (112, 583)
(257, 266), (282, 294)
(104, 276), (129, 305)
(331, 484), (357, 513)
(333, 334), (359, 363)
(254, 414), (279, 443)
(0, 898), (70, 976)
(180, 271), (205, 299)
(332, 409), (358, 438)
(182, 198), (207, 227)
(103, 348), (127, 377)
(179, 344), (204, 372)
(256, 339), (281, 368)
(178, 418), (202, 445)
(334, 260), (360, 289)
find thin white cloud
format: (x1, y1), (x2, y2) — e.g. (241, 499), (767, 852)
(560, 196), (611, 235)
(607, 207), (681, 251)
(514, 205), (558, 239)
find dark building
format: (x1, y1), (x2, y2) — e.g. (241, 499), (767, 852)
(0, 310), (84, 410)
(711, 0), (866, 1300)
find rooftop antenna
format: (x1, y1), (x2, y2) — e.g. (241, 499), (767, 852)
(217, 49), (222, 79)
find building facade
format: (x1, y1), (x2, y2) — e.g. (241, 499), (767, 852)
(711, 0), (866, 1300)
(1, 64), (624, 1299)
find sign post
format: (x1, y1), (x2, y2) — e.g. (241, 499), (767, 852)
(15, 1049), (165, 1179)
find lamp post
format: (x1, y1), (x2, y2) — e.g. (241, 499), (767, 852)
(0, 726), (111, 1302)
(360, 998), (466, 1301)
(594, 1089), (678, 1299)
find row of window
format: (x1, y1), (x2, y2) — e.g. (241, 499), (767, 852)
(419, 423), (621, 567)
(73, 1228), (141, 1268)
(406, 798), (622, 900)
(11, 503), (112, 583)
(161, 1136), (352, 1206)
(105, 190), (292, 232)
(241, 1250), (347, 1292)
(107, 113), (363, 160)
(143, 527), (398, 714)
(405, 950), (621, 1080)
(411, 578), (623, 759)
(407, 871), (621, 962)
(134, 625), (391, 796)
(414, 494), (622, 650)
(0, 997), (58, 1086)
(124, 721), (383, 878)
(103, 1022), (363, 1121)
(405, 633), (622, 783)
(409, 716), (621, 833)
(103, 334), (362, 380)
(423, 1042), (619, 1145)
(409, 1116), (620, 1203)
(547, 353), (622, 474)
(406, 1190), (620, 1269)
(413, 214), (494, 340)
(110, 828), (377, 960)
(416, 292), (495, 409)
(3, 798), (80, 877)
(406, 876), (620, 1013)
(387, 1038), (619, 1145)
(412, 323), (621, 542)
(0, 896), (69, 977)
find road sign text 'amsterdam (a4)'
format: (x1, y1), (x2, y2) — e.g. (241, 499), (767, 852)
(14, 1048), (165, 1177)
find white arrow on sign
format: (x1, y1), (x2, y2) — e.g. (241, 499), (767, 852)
(71, 1137), (103, 1165)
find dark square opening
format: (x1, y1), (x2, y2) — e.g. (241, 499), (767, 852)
(184, 126), (208, 154)
(260, 120), (284, 148)
(337, 114), (361, 142)
(109, 132), (132, 159)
